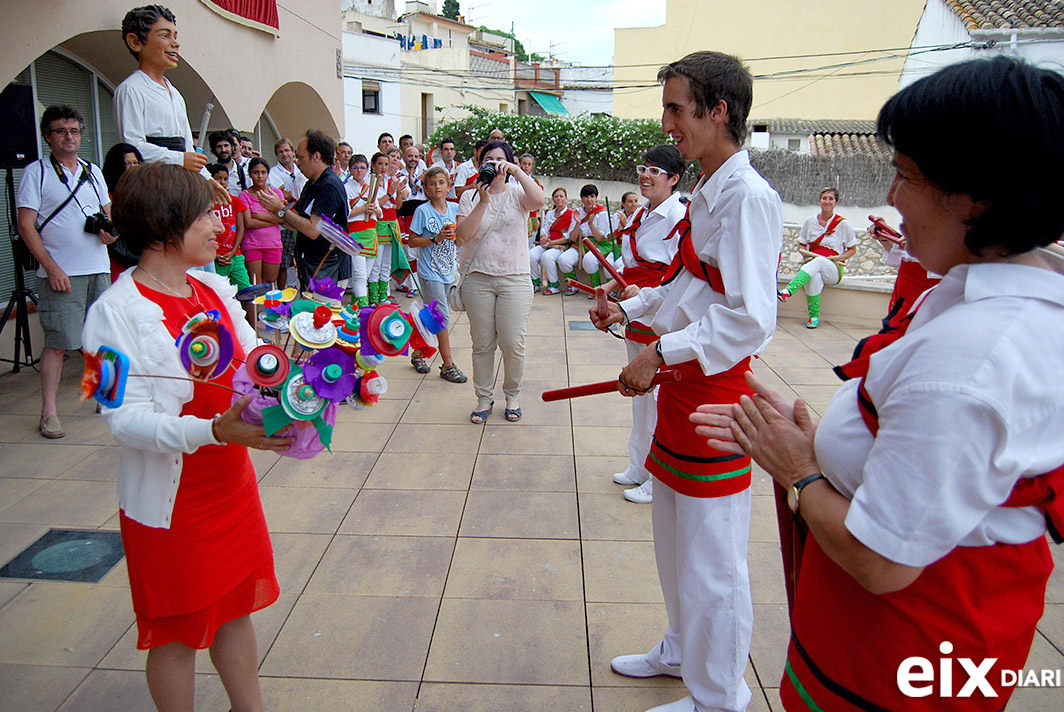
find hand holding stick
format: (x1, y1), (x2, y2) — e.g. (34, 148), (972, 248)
(868, 215), (903, 245)
(566, 278), (617, 301)
(541, 369), (681, 402)
(595, 287), (609, 321)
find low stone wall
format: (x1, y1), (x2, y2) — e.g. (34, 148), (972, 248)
(779, 223), (897, 279)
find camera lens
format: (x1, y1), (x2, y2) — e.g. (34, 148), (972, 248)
(477, 163), (497, 185)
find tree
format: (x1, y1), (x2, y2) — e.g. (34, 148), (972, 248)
(441, 0), (460, 21)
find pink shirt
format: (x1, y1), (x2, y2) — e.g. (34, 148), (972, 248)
(238, 187), (283, 250)
(457, 182), (530, 276)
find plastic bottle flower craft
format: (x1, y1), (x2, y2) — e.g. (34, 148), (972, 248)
(82, 294), (448, 460)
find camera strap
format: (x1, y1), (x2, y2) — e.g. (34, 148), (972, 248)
(36, 156), (92, 232)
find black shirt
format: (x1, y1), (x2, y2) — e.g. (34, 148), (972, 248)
(293, 168), (347, 263)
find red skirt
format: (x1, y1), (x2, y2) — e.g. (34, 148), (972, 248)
(646, 358), (753, 498)
(781, 535), (1051, 711)
(121, 279), (279, 650)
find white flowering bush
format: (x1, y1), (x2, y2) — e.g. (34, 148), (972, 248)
(429, 107), (672, 181)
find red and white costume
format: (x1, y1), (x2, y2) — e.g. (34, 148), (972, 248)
(560, 204), (609, 276)
(614, 192), (686, 488)
(533, 206), (577, 284)
(881, 241), (942, 317)
(783, 248), (1064, 711)
(793, 213), (858, 295)
(618, 151), (783, 712)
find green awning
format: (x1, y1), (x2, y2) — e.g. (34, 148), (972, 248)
(529, 91), (569, 115)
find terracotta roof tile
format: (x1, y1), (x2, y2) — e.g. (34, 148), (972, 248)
(945, 1), (1064, 31)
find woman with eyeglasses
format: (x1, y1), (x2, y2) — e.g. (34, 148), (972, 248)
(692, 56), (1064, 710)
(777, 187), (858, 328)
(600, 145), (687, 505)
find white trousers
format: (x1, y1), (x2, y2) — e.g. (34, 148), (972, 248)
(557, 247), (581, 276)
(796, 255), (842, 296)
(529, 244), (548, 280)
(368, 242), (392, 283)
(651, 484), (753, 712)
(581, 249), (622, 278)
(540, 247), (577, 284)
(349, 254), (368, 298)
(623, 338), (656, 485)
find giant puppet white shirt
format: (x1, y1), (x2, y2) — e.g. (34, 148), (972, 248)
(621, 191), (687, 268)
(815, 247), (1064, 567)
(619, 150), (783, 376)
(115, 69), (196, 167)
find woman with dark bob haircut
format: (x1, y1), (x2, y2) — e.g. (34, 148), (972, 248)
(83, 163), (292, 711)
(692, 56), (1064, 711)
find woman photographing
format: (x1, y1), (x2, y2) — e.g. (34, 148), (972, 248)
(456, 140), (544, 423)
(692, 56), (1064, 711)
(83, 163), (292, 711)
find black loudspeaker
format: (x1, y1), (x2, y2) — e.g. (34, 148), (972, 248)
(0, 84), (39, 170)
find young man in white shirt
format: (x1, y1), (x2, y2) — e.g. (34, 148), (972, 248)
(431, 137), (460, 202)
(17, 105), (115, 439)
(114, 4), (227, 204)
(208, 131), (248, 197)
(267, 137), (306, 290)
(592, 51), (784, 712)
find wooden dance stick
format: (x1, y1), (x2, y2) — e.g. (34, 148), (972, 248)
(566, 279), (618, 302)
(541, 369), (682, 402)
(582, 237), (628, 288)
(868, 215), (904, 244)
(595, 287), (609, 320)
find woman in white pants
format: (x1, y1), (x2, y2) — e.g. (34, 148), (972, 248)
(777, 187), (857, 328)
(601, 147), (686, 504)
(534, 188), (577, 295)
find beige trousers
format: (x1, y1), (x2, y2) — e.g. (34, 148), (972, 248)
(461, 272), (533, 406)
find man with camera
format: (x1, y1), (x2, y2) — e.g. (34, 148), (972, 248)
(16, 105), (115, 439)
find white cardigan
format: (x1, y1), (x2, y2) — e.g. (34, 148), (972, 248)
(82, 268), (260, 529)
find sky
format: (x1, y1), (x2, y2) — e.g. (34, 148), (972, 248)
(460, 0), (667, 66)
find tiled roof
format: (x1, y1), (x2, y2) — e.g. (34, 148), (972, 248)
(809, 132), (890, 159)
(749, 118), (878, 135)
(945, 1), (1064, 30)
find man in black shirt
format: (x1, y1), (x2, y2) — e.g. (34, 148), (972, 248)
(258, 130), (347, 291)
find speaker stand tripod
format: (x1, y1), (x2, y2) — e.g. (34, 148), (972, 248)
(1, 166), (38, 374)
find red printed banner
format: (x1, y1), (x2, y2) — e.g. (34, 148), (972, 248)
(199, 0), (279, 36)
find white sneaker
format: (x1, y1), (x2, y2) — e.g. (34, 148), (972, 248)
(645, 696), (697, 712)
(613, 470), (639, 486)
(624, 479), (653, 504)
(610, 651), (682, 679)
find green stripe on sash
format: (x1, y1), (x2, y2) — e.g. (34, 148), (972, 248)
(785, 659), (826, 712)
(648, 452), (751, 482)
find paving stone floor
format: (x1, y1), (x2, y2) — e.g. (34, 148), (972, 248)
(0, 289), (1061, 711)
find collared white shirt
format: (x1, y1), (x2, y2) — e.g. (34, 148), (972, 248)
(455, 159), (477, 189)
(816, 248), (1064, 566)
(799, 213), (857, 254)
(619, 151), (783, 375)
(267, 162), (306, 206)
(222, 157), (249, 197)
(115, 69), (195, 167)
(16, 158), (110, 278)
(401, 165), (425, 201)
(575, 205), (609, 239)
(621, 192), (686, 268)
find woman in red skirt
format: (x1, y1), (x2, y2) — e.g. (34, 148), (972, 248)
(692, 56), (1064, 711)
(83, 162), (293, 711)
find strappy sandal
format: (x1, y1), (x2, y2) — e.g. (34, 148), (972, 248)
(411, 353), (430, 373)
(440, 364), (468, 383)
(504, 406), (522, 422)
(470, 401), (494, 424)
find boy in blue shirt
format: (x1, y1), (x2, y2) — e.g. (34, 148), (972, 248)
(408, 166), (466, 382)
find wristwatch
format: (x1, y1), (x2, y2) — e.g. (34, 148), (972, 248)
(788, 473), (826, 513)
(276, 206), (287, 219)
(430, 234), (439, 245)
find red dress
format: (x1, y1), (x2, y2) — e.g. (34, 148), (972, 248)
(120, 278), (278, 650)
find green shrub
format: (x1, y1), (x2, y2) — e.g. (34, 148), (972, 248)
(428, 108), (671, 182)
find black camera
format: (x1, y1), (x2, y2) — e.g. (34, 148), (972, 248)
(476, 162), (497, 186)
(84, 211), (113, 235)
